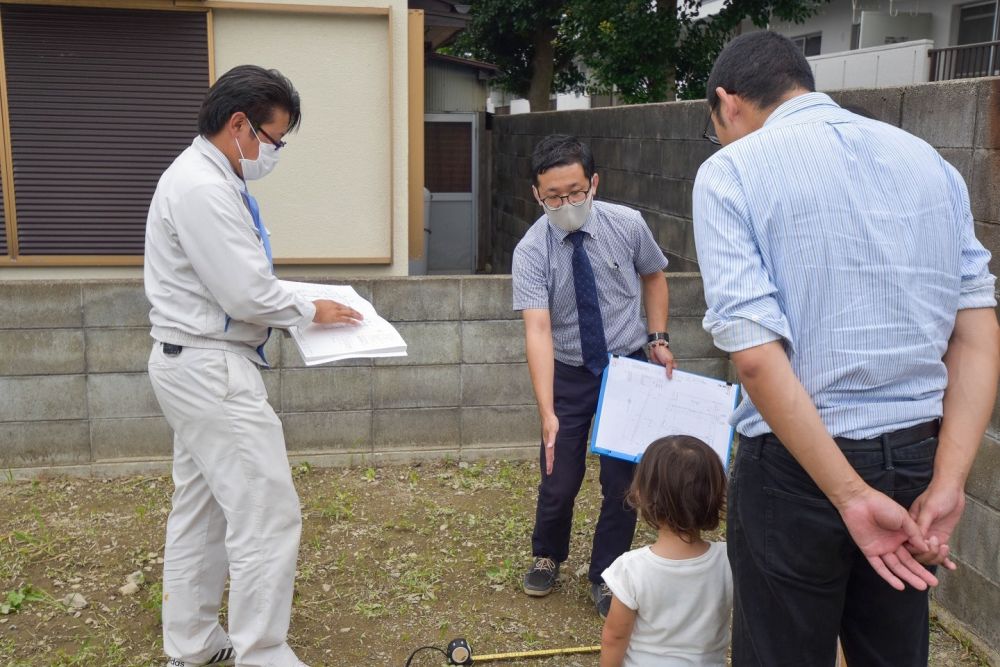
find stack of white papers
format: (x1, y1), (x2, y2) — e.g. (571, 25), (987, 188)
(279, 280), (407, 365)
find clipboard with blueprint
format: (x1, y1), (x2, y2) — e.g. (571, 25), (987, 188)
(590, 355), (741, 469)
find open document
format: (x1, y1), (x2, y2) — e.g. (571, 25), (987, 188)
(279, 280), (407, 365)
(591, 355), (740, 469)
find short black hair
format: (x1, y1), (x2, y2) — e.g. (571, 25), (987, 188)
(530, 134), (594, 185)
(198, 65), (302, 136)
(706, 31), (815, 111)
(628, 435), (726, 543)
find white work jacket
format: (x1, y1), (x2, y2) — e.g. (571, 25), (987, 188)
(144, 135), (315, 364)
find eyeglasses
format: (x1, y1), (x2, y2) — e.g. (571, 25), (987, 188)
(540, 187), (591, 210)
(255, 126), (287, 151)
(702, 114), (720, 146)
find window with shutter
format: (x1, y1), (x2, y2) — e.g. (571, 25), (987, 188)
(1, 4), (208, 257)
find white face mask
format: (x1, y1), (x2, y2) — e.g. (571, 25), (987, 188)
(235, 125), (280, 181)
(542, 191), (593, 232)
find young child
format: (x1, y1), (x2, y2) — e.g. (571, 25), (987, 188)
(599, 435), (732, 667)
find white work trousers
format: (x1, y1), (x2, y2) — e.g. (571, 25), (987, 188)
(148, 344), (303, 667)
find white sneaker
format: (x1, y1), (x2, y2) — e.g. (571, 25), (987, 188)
(165, 642), (236, 667)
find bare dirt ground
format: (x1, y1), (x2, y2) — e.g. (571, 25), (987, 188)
(1, 459), (989, 667)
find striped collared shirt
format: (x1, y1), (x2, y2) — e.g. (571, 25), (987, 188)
(512, 200), (669, 366)
(693, 92), (996, 439)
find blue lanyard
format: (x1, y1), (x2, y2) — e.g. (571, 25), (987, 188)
(224, 189), (273, 365)
(241, 190), (273, 267)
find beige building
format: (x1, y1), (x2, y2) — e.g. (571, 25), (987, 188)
(0, 0), (429, 279)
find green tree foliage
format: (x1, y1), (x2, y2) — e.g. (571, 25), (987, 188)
(451, 0), (585, 112)
(570, 0), (829, 102)
(453, 0), (827, 107)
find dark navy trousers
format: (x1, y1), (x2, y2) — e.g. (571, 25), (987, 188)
(530, 351), (644, 585)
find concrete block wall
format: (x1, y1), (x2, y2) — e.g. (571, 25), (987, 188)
(490, 100), (716, 273)
(488, 78), (1000, 656)
(0, 273), (724, 476)
(489, 78), (1000, 283)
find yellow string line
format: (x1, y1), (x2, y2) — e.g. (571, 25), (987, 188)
(466, 645), (602, 662)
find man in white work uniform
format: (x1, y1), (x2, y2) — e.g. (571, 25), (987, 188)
(145, 65), (361, 667)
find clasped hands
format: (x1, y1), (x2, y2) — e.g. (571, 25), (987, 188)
(837, 480), (963, 591)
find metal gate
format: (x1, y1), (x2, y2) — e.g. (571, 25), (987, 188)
(424, 113), (477, 274)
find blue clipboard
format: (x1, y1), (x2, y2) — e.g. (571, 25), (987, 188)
(589, 354), (742, 470)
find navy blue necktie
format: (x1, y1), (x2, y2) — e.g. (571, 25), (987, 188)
(567, 231), (608, 375)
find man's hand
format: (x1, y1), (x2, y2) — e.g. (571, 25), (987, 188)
(647, 343), (676, 379)
(906, 482), (965, 569)
(312, 299), (363, 325)
(837, 486), (938, 591)
(542, 413), (559, 476)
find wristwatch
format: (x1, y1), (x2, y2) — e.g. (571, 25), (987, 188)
(647, 332), (669, 348)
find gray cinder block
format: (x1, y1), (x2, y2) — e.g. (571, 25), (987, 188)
(0, 329), (85, 375)
(461, 363), (534, 407)
(280, 367), (372, 413)
(373, 407), (461, 449)
(280, 410), (372, 453)
(0, 282), (81, 329)
(0, 420), (91, 467)
(372, 278), (461, 322)
(91, 416), (172, 460)
(462, 321), (526, 364)
(83, 282), (151, 327)
(373, 365), (461, 409)
(0, 375), (87, 422)
(87, 374), (162, 419)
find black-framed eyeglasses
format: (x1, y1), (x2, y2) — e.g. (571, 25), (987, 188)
(702, 114), (721, 146)
(540, 187), (591, 210)
(255, 126), (287, 151)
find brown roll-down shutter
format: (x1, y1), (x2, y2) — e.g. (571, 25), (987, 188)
(2, 4), (208, 255)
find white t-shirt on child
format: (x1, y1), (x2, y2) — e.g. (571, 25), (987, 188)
(602, 541), (733, 667)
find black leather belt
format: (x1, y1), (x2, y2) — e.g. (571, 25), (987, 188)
(760, 419), (940, 451)
(834, 419), (940, 450)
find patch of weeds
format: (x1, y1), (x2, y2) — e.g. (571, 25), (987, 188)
(142, 581), (163, 618)
(134, 499), (156, 522)
(354, 601), (388, 619)
(398, 566), (440, 603)
(363, 467), (377, 482)
(1, 583), (47, 614)
(484, 558), (519, 588)
(49, 640), (102, 666)
(293, 461), (314, 477)
(11, 508), (59, 558)
(318, 491), (356, 522)
(521, 629), (543, 647)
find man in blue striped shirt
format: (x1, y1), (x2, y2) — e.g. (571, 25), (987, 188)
(513, 135), (674, 618)
(693, 32), (999, 666)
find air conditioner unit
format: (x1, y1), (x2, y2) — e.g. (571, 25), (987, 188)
(858, 11), (933, 49)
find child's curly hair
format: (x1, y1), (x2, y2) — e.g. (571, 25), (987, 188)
(627, 435), (727, 543)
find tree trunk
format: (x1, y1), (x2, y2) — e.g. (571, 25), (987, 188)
(658, 0), (678, 102)
(528, 25), (557, 112)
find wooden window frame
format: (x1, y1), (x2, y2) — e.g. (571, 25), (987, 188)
(0, 0), (399, 268)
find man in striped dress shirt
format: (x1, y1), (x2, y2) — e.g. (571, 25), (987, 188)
(512, 135), (675, 618)
(693, 32), (999, 666)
